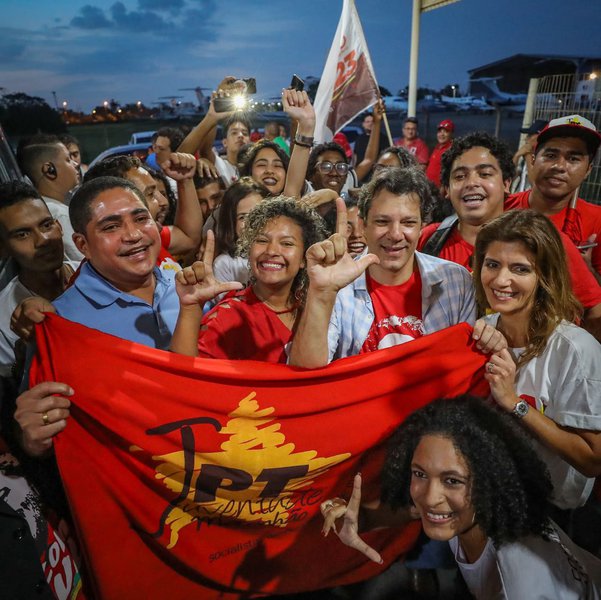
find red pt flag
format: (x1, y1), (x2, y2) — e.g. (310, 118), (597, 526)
(30, 315), (488, 599)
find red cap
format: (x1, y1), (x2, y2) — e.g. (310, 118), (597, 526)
(437, 119), (455, 132)
(333, 132), (353, 159)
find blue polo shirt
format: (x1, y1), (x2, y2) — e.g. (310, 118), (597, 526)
(53, 262), (179, 350)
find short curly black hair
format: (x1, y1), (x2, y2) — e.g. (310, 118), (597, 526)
(381, 395), (553, 548)
(440, 132), (515, 187)
(307, 142), (348, 179)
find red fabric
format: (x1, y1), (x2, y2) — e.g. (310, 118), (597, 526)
(157, 226), (174, 265)
(198, 288), (293, 363)
(419, 224), (474, 270)
(505, 193), (601, 308)
(507, 191), (601, 275)
(420, 211), (601, 309)
(361, 271), (423, 352)
(30, 315), (488, 599)
(425, 141), (452, 187)
(395, 138), (430, 166)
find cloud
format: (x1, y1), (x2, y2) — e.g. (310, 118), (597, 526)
(70, 5), (112, 29)
(69, 0), (218, 41)
(138, 0), (185, 13)
(109, 1), (172, 32)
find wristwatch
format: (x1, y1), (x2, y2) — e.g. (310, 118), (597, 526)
(512, 399), (529, 419)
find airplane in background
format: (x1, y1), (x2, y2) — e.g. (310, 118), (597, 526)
(179, 86), (211, 113)
(469, 77), (528, 106)
(440, 94), (494, 113)
(152, 95), (203, 120)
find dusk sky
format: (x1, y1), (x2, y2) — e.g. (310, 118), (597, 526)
(1, 0), (600, 112)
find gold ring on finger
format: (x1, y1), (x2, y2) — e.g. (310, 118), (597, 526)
(42, 412), (50, 426)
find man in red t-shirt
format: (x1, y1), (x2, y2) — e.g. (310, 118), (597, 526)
(425, 119), (454, 187)
(419, 132), (601, 342)
(395, 117), (429, 168)
(505, 114), (601, 279)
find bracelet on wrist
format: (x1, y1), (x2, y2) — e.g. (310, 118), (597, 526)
(295, 134), (314, 148)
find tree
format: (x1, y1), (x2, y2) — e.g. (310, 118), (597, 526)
(0, 93), (66, 135)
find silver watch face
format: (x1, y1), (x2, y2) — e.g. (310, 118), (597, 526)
(513, 400), (529, 418)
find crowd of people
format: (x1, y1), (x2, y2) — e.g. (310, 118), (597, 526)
(0, 77), (600, 599)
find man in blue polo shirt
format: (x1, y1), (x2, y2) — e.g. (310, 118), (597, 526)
(12, 176), (180, 349)
(54, 176), (180, 348)
(13, 176), (242, 456)
(12, 177), (180, 457)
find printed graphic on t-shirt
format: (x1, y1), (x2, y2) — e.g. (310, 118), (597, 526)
(361, 271), (424, 352)
(362, 314), (424, 352)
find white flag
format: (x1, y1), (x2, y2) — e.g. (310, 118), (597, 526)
(314, 0), (380, 143)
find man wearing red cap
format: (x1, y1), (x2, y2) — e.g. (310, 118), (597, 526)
(506, 114), (601, 278)
(425, 119), (454, 187)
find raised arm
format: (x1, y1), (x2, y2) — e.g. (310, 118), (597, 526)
(288, 198), (379, 367)
(283, 89), (316, 198)
(161, 152), (203, 255)
(355, 100), (385, 182)
(282, 90), (315, 198)
(170, 231), (243, 356)
(178, 76), (241, 159)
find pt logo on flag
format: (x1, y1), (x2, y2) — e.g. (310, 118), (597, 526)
(138, 393), (350, 548)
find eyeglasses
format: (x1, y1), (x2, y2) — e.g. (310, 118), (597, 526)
(316, 161), (349, 176)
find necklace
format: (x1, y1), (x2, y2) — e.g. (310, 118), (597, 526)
(253, 289), (298, 315)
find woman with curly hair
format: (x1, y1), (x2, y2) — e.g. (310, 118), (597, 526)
(170, 196), (326, 362)
(472, 209), (601, 513)
(321, 396), (601, 599)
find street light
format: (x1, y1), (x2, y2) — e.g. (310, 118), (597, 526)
(451, 85), (456, 98)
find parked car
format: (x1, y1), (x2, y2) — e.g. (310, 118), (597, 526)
(129, 131), (155, 145)
(89, 142), (152, 168)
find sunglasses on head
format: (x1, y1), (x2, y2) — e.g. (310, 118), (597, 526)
(316, 161), (349, 176)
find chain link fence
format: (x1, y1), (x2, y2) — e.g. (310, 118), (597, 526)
(532, 72), (600, 204)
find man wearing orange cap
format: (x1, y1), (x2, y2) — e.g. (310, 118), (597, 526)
(425, 119), (454, 187)
(506, 114), (601, 278)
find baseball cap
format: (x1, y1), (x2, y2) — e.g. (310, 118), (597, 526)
(333, 132), (353, 159)
(520, 119), (547, 135)
(536, 114), (601, 155)
(437, 119), (454, 132)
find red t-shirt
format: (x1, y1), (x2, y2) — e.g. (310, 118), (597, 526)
(419, 223), (474, 270)
(506, 190), (601, 275)
(395, 138), (430, 166)
(420, 217), (601, 309)
(197, 287), (293, 363)
(425, 141), (452, 187)
(157, 226), (180, 272)
(361, 271), (424, 353)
